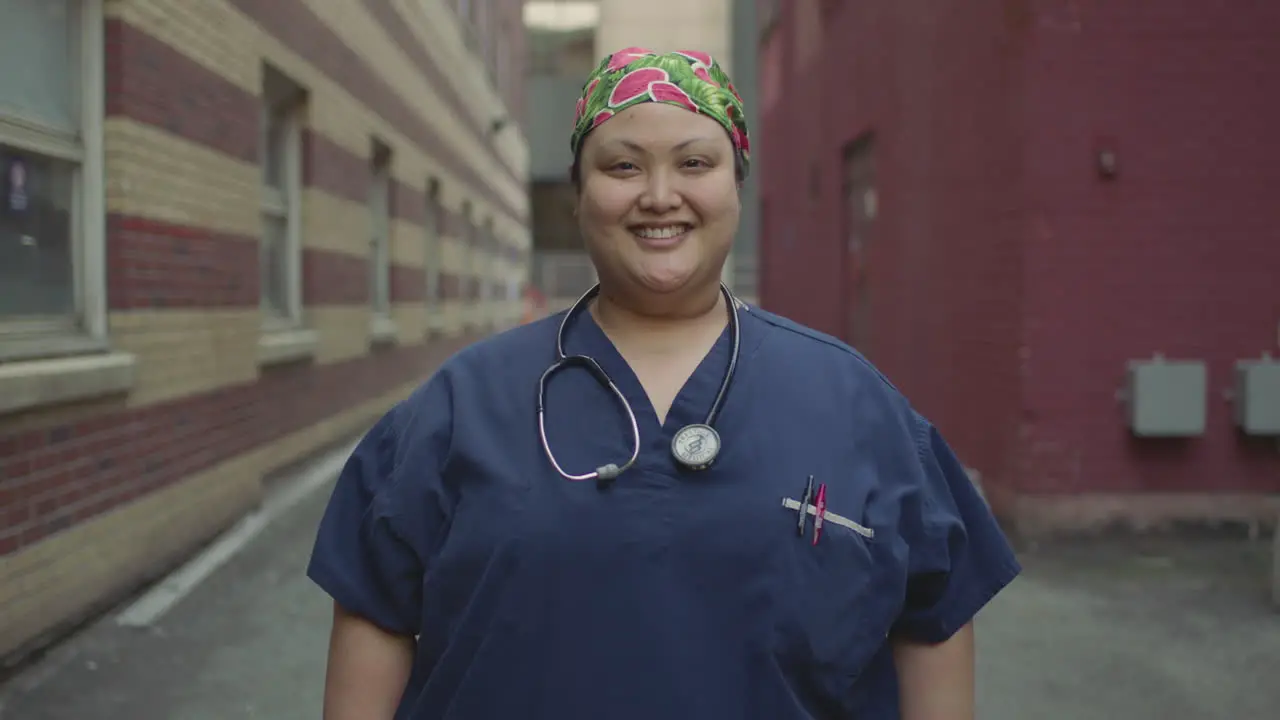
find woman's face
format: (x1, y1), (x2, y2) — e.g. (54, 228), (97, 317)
(576, 102), (740, 299)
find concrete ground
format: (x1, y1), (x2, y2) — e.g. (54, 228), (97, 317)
(1, 473), (1276, 719)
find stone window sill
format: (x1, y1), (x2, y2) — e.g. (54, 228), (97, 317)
(370, 315), (399, 347)
(425, 309), (447, 338)
(257, 328), (319, 367)
(0, 351), (137, 416)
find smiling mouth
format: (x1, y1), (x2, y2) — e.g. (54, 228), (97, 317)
(631, 224), (692, 241)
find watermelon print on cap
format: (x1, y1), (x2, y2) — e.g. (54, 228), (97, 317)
(571, 47), (751, 179)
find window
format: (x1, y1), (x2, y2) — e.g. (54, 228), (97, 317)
(481, 216), (496, 319)
(424, 177), (443, 310)
(459, 200), (475, 303)
(0, 0), (105, 360)
(260, 65), (305, 329)
(369, 140), (393, 319)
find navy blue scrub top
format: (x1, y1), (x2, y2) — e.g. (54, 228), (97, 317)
(308, 303), (1021, 720)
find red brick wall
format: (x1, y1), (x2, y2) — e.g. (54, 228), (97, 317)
(758, 0), (1280, 511)
(1018, 1), (1280, 497)
(104, 19), (258, 164)
(758, 0), (1027, 489)
(106, 216), (259, 309)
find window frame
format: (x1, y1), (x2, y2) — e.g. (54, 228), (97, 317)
(0, 0), (106, 362)
(369, 140), (394, 320)
(459, 199), (476, 326)
(259, 65), (306, 332)
(424, 177), (444, 323)
(481, 216), (496, 316)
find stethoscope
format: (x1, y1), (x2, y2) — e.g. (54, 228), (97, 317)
(537, 282), (741, 486)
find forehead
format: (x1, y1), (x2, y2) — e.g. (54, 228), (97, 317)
(584, 103), (731, 153)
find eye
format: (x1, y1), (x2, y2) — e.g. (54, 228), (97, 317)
(681, 157), (712, 169)
(609, 161), (639, 172)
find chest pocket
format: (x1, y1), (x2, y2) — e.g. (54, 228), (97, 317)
(769, 494), (900, 709)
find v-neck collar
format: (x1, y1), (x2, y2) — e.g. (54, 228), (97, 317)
(562, 304), (732, 462)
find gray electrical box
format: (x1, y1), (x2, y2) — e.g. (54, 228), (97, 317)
(1234, 358), (1280, 435)
(1126, 359), (1207, 437)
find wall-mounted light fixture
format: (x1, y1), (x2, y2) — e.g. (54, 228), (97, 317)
(1097, 149), (1119, 178)
(1094, 136), (1119, 180)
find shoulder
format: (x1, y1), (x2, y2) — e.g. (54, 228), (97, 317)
(743, 306), (934, 463)
(747, 306), (916, 419)
(748, 307), (875, 366)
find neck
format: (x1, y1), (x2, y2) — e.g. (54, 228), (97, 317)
(591, 283), (727, 345)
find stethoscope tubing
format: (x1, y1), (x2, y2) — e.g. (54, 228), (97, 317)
(537, 282), (741, 483)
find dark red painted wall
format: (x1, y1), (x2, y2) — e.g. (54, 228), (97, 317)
(758, 0), (1280, 505)
(1019, 2), (1280, 497)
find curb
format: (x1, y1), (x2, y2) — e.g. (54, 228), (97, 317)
(114, 439), (357, 628)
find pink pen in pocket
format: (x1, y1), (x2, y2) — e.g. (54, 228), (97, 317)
(811, 483), (827, 545)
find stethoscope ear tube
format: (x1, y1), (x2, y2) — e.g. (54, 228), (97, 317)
(537, 350), (642, 483)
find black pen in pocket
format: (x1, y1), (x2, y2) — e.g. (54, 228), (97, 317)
(796, 474), (815, 536)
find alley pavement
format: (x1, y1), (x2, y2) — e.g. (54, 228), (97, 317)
(1, 466), (1277, 719)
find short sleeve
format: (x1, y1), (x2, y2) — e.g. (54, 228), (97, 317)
(890, 414), (1022, 643)
(306, 376), (454, 636)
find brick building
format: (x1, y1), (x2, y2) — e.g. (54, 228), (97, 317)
(0, 0), (529, 662)
(757, 0), (1280, 534)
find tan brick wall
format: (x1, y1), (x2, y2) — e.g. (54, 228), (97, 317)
(302, 188), (374, 260)
(93, 0), (537, 404)
(303, 191), (428, 271)
(105, 120), (260, 239)
(0, 378), (423, 660)
(111, 310), (260, 407)
(106, 0), (529, 306)
(0, 0), (530, 663)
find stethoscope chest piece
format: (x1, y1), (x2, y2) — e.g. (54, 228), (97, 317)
(539, 282), (741, 485)
(671, 423), (721, 471)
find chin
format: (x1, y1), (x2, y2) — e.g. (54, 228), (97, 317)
(632, 266), (701, 295)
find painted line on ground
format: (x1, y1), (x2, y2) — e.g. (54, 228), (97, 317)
(114, 442), (356, 628)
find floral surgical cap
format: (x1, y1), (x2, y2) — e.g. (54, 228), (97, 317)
(571, 47), (751, 178)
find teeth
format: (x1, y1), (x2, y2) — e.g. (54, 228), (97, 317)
(634, 225), (689, 239)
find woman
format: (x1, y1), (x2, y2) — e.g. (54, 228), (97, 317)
(309, 47), (1020, 720)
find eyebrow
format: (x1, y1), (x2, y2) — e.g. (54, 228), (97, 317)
(606, 137), (721, 154)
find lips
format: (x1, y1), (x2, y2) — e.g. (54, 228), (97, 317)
(630, 224), (692, 249)
(632, 224), (690, 239)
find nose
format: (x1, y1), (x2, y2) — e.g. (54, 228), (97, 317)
(638, 167), (682, 213)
